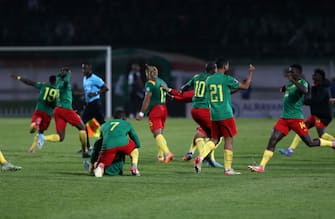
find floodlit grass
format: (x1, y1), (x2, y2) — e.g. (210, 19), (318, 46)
(1, 117), (335, 219)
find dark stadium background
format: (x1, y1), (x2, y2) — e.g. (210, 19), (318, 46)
(1, 0), (334, 59)
(1, 0), (335, 117)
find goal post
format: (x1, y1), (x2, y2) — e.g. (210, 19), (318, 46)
(0, 46), (112, 118)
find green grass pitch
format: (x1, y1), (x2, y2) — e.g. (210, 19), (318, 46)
(1, 117), (335, 219)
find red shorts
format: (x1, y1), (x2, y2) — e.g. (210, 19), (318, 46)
(148, 105), (167, 132)
(274, 118), (309, 136)
(54, 106), (82, 132)
(211, 117), (237, 139)
(305, 115), (327, 129)
(191, 108), (211, 137)
(31, 110), (52, 132)
(97, 139), (136, 167)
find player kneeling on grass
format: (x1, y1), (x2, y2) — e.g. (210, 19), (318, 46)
(84, 139), (127, 176)
(91, 109), (141, 177)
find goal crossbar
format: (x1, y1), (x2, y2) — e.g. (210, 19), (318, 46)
(0, 46), (112, 118)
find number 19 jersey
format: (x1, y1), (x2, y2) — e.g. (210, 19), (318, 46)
(35, 82), (58, 116)
(206, 73), (240, 121)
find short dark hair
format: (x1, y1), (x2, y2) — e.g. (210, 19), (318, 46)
(289, 64), (303, 73)
(49, 75), (56, 84)
(60, 66), (71, 74)
(113, 108), (126, 119)
(314, 68), (325, 79)
(205, 62), (217, 73)
(215, 57), (228, 69)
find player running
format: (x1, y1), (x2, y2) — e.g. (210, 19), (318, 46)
(194, 59), (255, 175)
(136, 64), (174, 163)
(10, 73), (58, 153)
(162, 62), (223, 167)
(279, 68), (335, 156)
(40, 67), (90, 158)
(248, 64), (335, 173)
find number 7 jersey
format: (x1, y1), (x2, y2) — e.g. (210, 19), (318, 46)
(100, 119), (141, 149)
(205, 73), (240, 121)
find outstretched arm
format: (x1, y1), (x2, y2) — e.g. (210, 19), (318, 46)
(10, 73), (36, 87)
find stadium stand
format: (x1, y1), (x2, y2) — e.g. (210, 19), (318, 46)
(0, 0), (334, 58)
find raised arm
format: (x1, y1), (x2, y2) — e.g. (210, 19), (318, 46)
(239, 64), (255, 90)
(10, 73), (36, 87)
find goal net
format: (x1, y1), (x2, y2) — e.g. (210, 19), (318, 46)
(0, 46), (112, 118)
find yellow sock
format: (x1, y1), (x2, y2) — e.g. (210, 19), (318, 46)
(319, 138), (333, 147)
(79, 130), (87, 152)
(44, 134), (60, 142)
(157, 149), (164, 158)
(189, 142), (197, 153)
(210, 139), (222, 161)
(321, 133), (334, 141)
(157, 150), (164, 157)
(200, 141), (215, 159)
(30, 134), (39, 150)
(289, 134), (301, 150)
(195, 138), (205, 153)
(260, 150), (274, 167)
(217, 137), (223, 146)
(210, 150), (216, 161)
(155, 134), (170, 154)
(0, 150), (7, 164)
(130, 148), (139, 167)
(224, 149), (233, 169)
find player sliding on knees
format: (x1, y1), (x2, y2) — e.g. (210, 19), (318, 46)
(93, 109), (141, 177)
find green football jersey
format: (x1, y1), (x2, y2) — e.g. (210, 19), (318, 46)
(100, 119), (141, 150)
(56, 73), (73, 109)
(35, 83), (58, 116)
(144, 77), (167, 114)
(184, 72), (211, 109)
(281, 79), (308, 119)
(206, 73), (240, 121)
